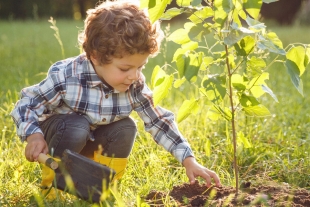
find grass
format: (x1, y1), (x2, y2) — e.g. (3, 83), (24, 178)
(0, 19), (310, 206)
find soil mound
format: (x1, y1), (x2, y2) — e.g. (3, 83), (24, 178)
(145, 181), (310, 206)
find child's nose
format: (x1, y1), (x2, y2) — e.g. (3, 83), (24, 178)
(128, 69), (140, 80)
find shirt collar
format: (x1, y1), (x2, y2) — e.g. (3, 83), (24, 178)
(80, 54), (114, 94)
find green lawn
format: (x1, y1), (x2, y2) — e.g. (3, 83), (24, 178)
(0, 20), (309, 206)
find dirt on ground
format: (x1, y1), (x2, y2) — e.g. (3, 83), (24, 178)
(145, 181), (310, 206)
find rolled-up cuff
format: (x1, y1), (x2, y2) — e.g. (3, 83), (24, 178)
(18, 123), (43, 142)
(173, 144), (195, 163)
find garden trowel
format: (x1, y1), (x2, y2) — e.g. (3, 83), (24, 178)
(38, 149), (115, 203)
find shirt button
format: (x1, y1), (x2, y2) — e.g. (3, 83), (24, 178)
(105, 94), (109, 99)
(102, 118), (106, 122)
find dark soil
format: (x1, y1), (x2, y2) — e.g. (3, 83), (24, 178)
(145, 181), (310, 206)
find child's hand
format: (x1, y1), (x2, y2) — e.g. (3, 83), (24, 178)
(25, 133), (48, 162)
(182, 156), (221, 187)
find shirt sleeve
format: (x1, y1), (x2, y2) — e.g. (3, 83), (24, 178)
(132, 82), (194, 163)
(10, 65), (66, 141)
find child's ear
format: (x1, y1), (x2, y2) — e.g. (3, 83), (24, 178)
(90, 55), (97, 64)
(90, 51), (100, 65)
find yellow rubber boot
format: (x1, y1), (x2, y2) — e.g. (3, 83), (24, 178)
(40, 156), (63, 201)
(94, 151), (128, 181)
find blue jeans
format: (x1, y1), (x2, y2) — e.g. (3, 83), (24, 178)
(39, 114), (137, 159)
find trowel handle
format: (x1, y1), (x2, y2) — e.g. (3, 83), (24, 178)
(38, 153), (59, 170)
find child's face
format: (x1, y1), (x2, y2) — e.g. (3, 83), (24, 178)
(92, 53), (149, 92)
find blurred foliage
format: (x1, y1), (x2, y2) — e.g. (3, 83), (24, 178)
(0, 0), (310, 25)
(298, 0), (310, 25)
(260, 0), (303, 25)
(0, 0), (98, 20)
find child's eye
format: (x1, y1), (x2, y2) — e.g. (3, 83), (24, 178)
(119, 68), (129, 72)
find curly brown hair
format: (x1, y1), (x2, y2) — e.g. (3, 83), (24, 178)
(78, 0), (163, 64)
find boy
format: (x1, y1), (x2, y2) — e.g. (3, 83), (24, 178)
(11, 0), (221, 196)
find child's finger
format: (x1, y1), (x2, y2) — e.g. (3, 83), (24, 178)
(186, 171), (196, 184)
(32, 142), (48, 161)
(25, 142), (35, 162)
(206, 169), (221, 187)
(200, 171), (212, 187)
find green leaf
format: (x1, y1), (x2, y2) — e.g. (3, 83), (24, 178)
(305, 47), (310, 66)
(261, 84), (278, 102)
(286, 46), (306, 76)
(148, 0), (156, 9)
(206, 105), (221, 121)
(140, 0), (149, 9)
(246, 16), (266, 31)
(151, 65), (166, 89)
(285, 59), (304, 96)
(168, 28), (190, 44)
(247, 56), (266, 76)
(214, 11), (228, 28)
(224, 23), (255, 46)
(243, 104), (271, 117)
(184, 22), (196, 31)
(248, 72), (269, 98)
(177, 0), (191, 7)
(243, 0), (262, 19)
(238, 10), (247, 20)
(161, 8), (184, 20)
(230, 0), (243, 26)
(224, 30), (250, 46)
(266, 32), (284, 49)
(215, 0), (233, 13)
(175, 53), (185, 78)
(153, 75), (174, 106)
(188, 25), (208, 42)
(232, 10), (242, 27)
(173, 48), (188, 78)
(240, 94), (260, 107)
(263, 0), (278, 3)
(181, 41), (199, 51)
(174, 77), (186, 88)
(234, 0), (243, 12)
(192, 0), (202, 6)
(231, 74), (247, 91)
(147, 0), (171, 23)
(233, 83), (246, 91)
(297, 79), (304, 96)
(214, 0), (232, 27)
(184, 52), (203, 82)
(227, 54), (236, 69)
(200, 56), (214, 70)
(201, 74), (226, 104)
(284, 46), (308, 96)
(248, 57), (266, 69)
(188, 7), (213, 24)
(172, 48), (187, 62)
(206, 105), (231, 121)
(237, 131), (252, 148)
(257, 35), (286, 55)
(234, 36), (255, 56)
(177, 98), (199, 123)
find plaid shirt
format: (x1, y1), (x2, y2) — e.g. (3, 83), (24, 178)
(10, 53), (194, 163)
